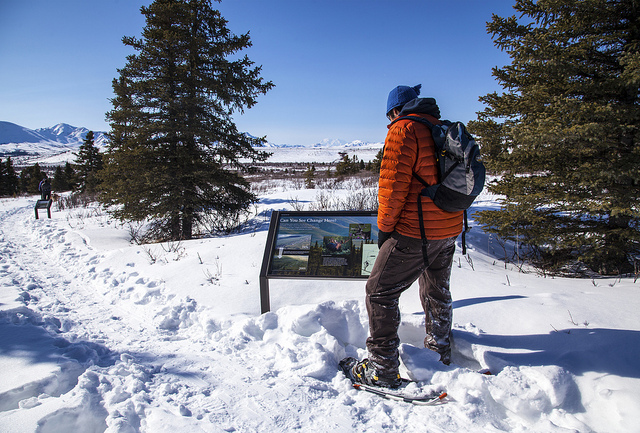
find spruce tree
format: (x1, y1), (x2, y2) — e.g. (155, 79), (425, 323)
(370, 148), (383, 174)
(304, 164), (316, 189)
(64, 162), (77, 191)
(75, 131), (103, 193)
(0, 159), (6, 196)
(471, 0), (640, 275)
(20, 163), (45, 195)
(52, 162), (77, 192)
(4, 158), (19, 196)
(52, 166), (66, 192)
(100, 0), (273, 241)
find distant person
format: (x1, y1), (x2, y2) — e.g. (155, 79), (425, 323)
(39, 177), (51, 201)
(344, 85), (463, 388)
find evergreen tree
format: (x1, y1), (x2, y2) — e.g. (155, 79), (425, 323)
(100, 0), (273, 241)
(20, 163), (45, 195)
(0, 159), (6, 196)
(75, 131), (103, 193)
(471, 0), (640, 275)
(335, 153), (361, 176)
(4, 158), (19, 196)
(52, 163), (77, 192)
(335, 153), (351, 176)
(352, 155), (361, 173)
(304, 164), (316, 189)
(52, 166), (65, 192)
(65, 162), (78, 191)
(370, 148), (383, 174)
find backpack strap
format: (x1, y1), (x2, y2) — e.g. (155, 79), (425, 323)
(462, 210), (468, 256)
(394, 115), (450, 185)
(391, 115), (435, 129)
(416, 190), (430, 268)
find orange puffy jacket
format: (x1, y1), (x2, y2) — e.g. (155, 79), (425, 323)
(378, 113), (463, 240)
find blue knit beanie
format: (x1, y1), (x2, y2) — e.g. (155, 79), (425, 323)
(386, 84), (421, 116)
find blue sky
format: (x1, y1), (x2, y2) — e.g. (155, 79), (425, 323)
(0, 0), (515, 146)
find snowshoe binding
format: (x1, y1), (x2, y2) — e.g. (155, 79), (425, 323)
(339, 357), (448, 405)
(339, 357), (402, 389)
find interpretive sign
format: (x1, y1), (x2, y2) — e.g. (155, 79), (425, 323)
(34, 199), (53, 219)
(259, 211), (380, 313)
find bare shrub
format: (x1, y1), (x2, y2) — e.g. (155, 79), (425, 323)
(56, 192), (100, 211)
(198, 208), (253, 235)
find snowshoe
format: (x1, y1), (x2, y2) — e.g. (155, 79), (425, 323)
(339, 357), (447, 405)
(339, 357), (402, 389)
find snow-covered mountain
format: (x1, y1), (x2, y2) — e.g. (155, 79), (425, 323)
(1, 121), (383, 166)
(0, 121), (109, 158)
(35, 123), (108, 146)
(251, 134), (381, 150)
(311, 138), (379, 148)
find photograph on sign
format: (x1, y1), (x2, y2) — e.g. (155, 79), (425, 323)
(269, 215), (379, 278)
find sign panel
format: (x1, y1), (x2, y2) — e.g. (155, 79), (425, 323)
(265, 211), (379, 278)
(259, 211), (380, 313)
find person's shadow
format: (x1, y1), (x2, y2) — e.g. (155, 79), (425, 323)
(404, 295), (640, 380)
(454, 326), (640, 379)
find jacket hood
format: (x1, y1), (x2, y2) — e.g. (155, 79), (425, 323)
(398, 97), (441, 119)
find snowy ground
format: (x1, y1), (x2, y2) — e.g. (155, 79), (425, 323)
(1, 184), (639, 433)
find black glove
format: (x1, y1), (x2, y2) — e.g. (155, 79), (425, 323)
(378, 230), (392, 249)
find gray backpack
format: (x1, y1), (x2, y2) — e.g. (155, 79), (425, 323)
(392, 116), (486, 256)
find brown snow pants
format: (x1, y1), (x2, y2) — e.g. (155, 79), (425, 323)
(365, 232), (456, 373)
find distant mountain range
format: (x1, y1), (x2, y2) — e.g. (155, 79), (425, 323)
(254, 137), (381, 149)
(0, 120), (382, 166)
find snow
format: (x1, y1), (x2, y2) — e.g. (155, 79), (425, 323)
(0, 122), (109, 166)
(1, 179), (639, 432)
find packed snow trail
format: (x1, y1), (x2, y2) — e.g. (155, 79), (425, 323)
(1, 196), (638, 432)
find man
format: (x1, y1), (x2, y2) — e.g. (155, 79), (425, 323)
(349, 85), (463, 388)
